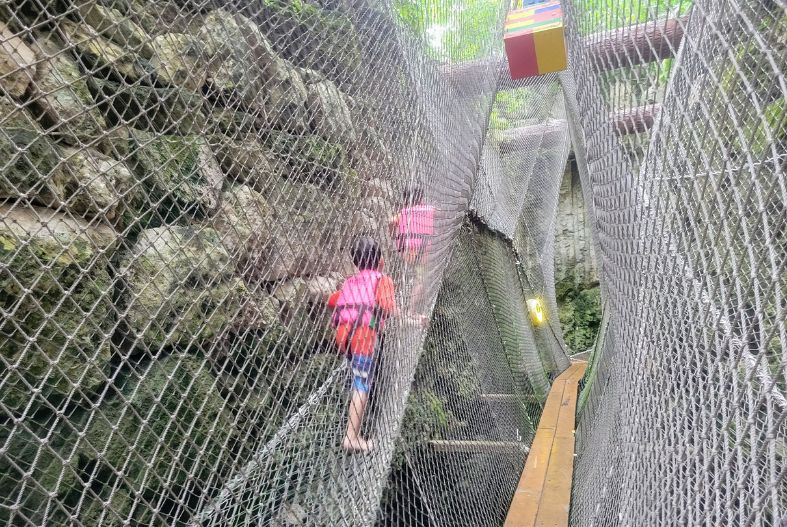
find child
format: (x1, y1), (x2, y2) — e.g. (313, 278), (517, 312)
(389, 185), (434, 321)
(328, 237), (396, 452)
(389, 184), (435, 265)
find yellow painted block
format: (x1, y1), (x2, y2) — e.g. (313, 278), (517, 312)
(533, 24), (567, 74)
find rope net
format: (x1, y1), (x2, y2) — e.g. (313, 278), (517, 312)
(0, 0), (783, 526)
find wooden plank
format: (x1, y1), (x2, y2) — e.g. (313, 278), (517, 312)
(428, 440), (528, 454)
(504, 362), (586, 527)
(504, 381), (567, 527)
(535, 376), (582, 526)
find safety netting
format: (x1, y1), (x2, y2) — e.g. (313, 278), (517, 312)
(1, 0), (784, 525)
(564, 0), (786, 525)
(0, 0), (571, 525)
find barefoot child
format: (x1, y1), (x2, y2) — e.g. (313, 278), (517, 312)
(328, 237), (396, 452)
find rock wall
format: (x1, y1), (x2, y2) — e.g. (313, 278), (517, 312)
(0, 1), (400, 524)
(554, 156), (597, 288)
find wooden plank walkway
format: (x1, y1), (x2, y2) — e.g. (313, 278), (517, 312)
(503, 361), (587, 527)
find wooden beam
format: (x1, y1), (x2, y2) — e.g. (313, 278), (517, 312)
(441, 15), (687, 95)
(429, 440), (529, 455)
(610, 103), (660, 135)
(588, 16), (688, 71)
(497, 103), (661, 152)
(503, 361), (587, 527)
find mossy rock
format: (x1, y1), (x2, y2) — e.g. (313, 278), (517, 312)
(77, 1), (155, 59)
(557, 282), (601, 353)
(128, 129), (223, 227)
(197, 9), (308, 132)
(0, 409), (87, 525)
(270, 352), (345, 412)
(120, 226), (246, 348)
(149, 32), (208, 91)
(254, 0), (361, 84)
(272, 277), (338, 357)
(210, 135), (282, 190)
(61, 19), (151, 82)
(0, 95), (63, 199)
(0, 205), (117, 413)
(49, 147), (135, 224)
(210, 183), (275, 269)
(92, 78), (207, 135)
(266, 130), (349, 188)
(75, 354), (236, 525)
(0, 97), (134, 222)
(28, 33), (109, 147)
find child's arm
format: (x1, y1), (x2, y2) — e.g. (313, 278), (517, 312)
(388, 213), (400, 238)
(327, 290), (340, 309)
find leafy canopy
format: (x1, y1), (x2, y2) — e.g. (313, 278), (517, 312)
(394, 0), (504, 62)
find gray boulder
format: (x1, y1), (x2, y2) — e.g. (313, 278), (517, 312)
(120, 226), (246, 348)
(92, 78), (207, 135)
(237, 285), (282, 332)
(211, 135), (281, 189)
(0, 204), (117, 414)
(50, 147), (134, 222)
(366, 178), (396, 202)
(266, 130), (350, 188)
(62, 20), (150, 81)
(129, 129), (223, 223)
(29, 34), (108, 147)
(198, 9), (307, 132)
(149, 33), (207, 91)
(256, 60), (308, 133)
(257, 179), (357, 281)
(77, 1), (154, 59)
(0, 95), (62, 201)
(306, 80), (356, 145)
(0, 22), (36, 97)
(211, 184), (275, 267)
(297, 67), (326, 85)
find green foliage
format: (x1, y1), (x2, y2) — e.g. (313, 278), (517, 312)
(489, 82), (562, 131)
(557, 280), (602, 353)
(489, 89), (534, 131)
(393, 0), (503, 61)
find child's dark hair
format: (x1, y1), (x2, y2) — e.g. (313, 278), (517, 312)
(402, 184), (424, 206)
(351, 236), (381, 270)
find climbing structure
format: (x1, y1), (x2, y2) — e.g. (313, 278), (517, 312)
(0, 0), (783, 526)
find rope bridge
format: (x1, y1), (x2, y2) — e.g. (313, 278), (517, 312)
(0, 0), (783, 526)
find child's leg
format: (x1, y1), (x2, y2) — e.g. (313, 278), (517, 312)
(343, 351), (374, 451)
(344, 388), (369, 451)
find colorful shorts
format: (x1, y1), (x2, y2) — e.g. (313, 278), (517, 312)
(350, 354), (374, 393)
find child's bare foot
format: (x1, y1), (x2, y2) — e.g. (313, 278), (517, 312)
(342, 436), (371, 452)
